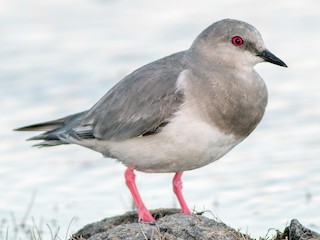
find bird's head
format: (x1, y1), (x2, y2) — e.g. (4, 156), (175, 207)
(190, 19), (287, 70)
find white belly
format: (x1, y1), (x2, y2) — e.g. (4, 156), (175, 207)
(98, 107), (243, 173)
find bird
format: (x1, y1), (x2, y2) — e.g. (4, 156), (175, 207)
(15, 19), (287, 222)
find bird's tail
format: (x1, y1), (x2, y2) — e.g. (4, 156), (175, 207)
(15, 111), (86, 147)
(15, 116), (68, 132)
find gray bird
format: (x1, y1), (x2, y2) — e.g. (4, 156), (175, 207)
(16, 19), (287, 222)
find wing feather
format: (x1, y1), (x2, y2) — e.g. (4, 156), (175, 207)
(80, 51), (189, 140)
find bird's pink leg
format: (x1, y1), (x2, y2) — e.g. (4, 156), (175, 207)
(173, 172), (192, 214)
(125, 168), (155, 222)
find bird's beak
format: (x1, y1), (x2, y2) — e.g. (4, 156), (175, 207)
(258, 50), (287, 67)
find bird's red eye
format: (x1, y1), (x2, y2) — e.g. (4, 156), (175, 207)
(232, 36), (243, 46)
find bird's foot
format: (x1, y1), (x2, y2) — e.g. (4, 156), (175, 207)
(138, 209), (156, 222)
(181, 206), (192, 215)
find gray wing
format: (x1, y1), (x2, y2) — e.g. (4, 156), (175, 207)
(80, 51), (189, 141)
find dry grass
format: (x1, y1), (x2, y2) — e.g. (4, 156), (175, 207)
(0, 193), (76, 240)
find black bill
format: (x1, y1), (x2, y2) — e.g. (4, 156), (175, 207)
(258, 50), (287, 67)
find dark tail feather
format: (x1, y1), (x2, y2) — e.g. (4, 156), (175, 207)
(14, 117), (67, 132)
(15, 111), (86, 132)
(15, 111), (87, 147)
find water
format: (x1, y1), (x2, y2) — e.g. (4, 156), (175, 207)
(1, 0), (320, 238)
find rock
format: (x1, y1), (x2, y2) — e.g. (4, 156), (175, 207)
(72, 209), (320, 240)
(278, 219), (320, 240)
(71, 208), (251, 240)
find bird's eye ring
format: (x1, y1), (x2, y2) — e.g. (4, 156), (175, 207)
(232, 36), (243, 46)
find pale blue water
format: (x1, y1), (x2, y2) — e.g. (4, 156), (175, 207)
(1, 0), (320, 239)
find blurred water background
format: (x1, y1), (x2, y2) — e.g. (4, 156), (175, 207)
(1, 0), (320, 238)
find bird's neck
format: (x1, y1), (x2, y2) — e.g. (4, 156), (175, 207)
(187, 48), (254, 75)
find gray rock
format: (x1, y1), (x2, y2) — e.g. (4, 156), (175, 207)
(279, 219), (320, 240)
(72, 208), (250, 240)
(72, 209), (320, 240)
